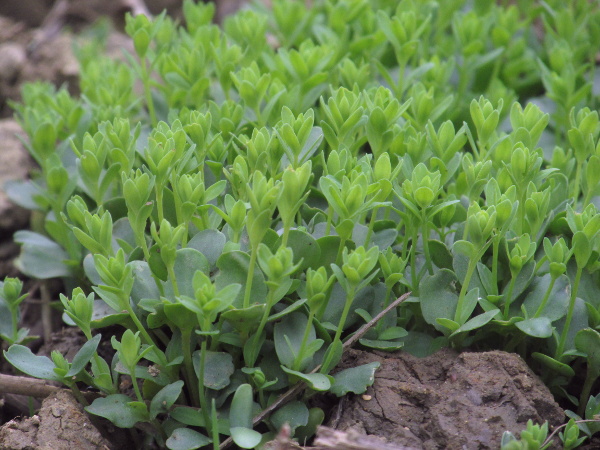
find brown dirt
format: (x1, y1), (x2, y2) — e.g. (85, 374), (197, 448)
(328, 348), (564, 450)
(0, 390), (116, 450)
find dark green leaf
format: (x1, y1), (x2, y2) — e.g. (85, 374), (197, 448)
(13, 231), (72, 279)
(67, 334), (101, 377)
(281, 366), (332, 391)
(85, 395), (149, 428)
(270, 401), (309, 434)
(575, 328), (600, 378)
(532, 352), (575, 377)
(150, 380), (184, 419)
(330, 362), (380, 396)
(216, 251), (267, 308)
(187, 229), (226, 267)
(515, 317), (553, 338)
(419, 269), (458, 328)
(166, 428), (211, 450)
(193, 351), (234, 390)
(4, 345), (61, 381)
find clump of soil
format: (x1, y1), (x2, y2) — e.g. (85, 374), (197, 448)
(0, 390), (113, 450)
(328, 348), (564, 450)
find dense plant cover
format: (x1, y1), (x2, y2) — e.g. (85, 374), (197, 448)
(2, 0), (600, 448)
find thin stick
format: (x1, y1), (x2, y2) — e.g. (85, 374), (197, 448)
(219, 292), (411, 449)
(0, 373), (99, 402)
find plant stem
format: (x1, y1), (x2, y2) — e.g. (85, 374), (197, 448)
(246, 287), (276, 367)
(363, 207), (379, 248)
(421, 212), (433, 275)
(578, 369), (595, 418)
(571, 161), (583, 204)
(181, 329), (199, 407)
(243, 246), (258, 308)
(533, 275), (557, 318)
(293, 310), (316, 371)
(141, 58), (157, 126)
(167, 265), (180, 298)
(198, 339), (211, 433)
(131, 371), (143, 403)
(333, 286), (356, 344)
(502, 273), (518, 319)
(410, 227), (418, 294)
(325, 205), (333, 235)
(211, 399), (220, 450)
(556, 266), (583, 359)
(376, 284), (394, 334)
(125, 304), (169, 368)
(335, 236), (347, 267)
(454, 257), (478, 323)
(281, 223), (291, 248)
(491, 235), (501, 295)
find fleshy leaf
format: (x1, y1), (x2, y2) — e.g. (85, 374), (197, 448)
(85, 394), (149, 428)
(166, 427), (211, 450)
(330, 362), (380, 396)
(281, 366), (332, 391)
(4, 345), (61, 381)
(150, 380), (184, 419)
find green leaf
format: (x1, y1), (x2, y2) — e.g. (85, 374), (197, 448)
(358, 339), (404, 351)
(450, 309), (500, 337)
(229, 428), (262, 449)
(221, 304), (265, 334)
(229, 384), (261, 448)
(130, 261), (160, 306)
(85, 394), (149, 428)
(170, 407), (205, 427)
(166, 428), (211, 450)
(453, 240), (475, 258)
(436, 318), (460, 332)
(67, 333), (101, 377)
(295, 407), (325, 444)
(281, 229), (321, 271)
(281, 366), (332, 391)
(4, 345), (61, 381)
(575, 328), (600, 378)
(150, 380), (184, 419)
(270, 401), (309, 434)
(515, 317), (553, 338)
(164, 303), (197, 331)
(216, 251), (267, 308)
(523, 273), (570, 322)
(532, 352), (575, 377)
(378, 326), (408, 340)
(330, 362), (380, 396)
(419, 269), (458, 328)
(320, 339), (343, 374)
(429, 239), (453, 269)
(172, 248), (210, 297)
(187, 229), (226, 267)
(230, 384), (254, 429)
(274, 312), (315, 370)
(13, 231), (72, 279)
(193, 351), (234, 390)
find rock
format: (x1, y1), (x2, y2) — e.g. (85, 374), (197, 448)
(0, 43), (26, 83)
(0, 119), (32, 232)
(0, 390), (112, 450)
(330, 348), (564, 450)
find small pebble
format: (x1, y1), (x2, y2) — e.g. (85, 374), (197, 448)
(0, 43), (26, 81)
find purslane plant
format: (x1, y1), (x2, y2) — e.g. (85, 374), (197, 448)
(3, 0), (600, 448)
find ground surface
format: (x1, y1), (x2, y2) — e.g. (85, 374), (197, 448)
(0, 2), (593, 449)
